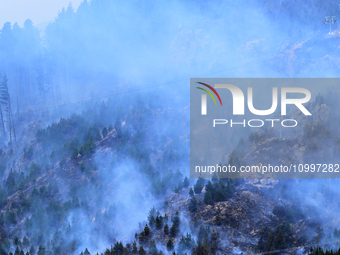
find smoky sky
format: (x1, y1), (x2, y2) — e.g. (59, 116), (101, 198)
(0, 0), (82, 27)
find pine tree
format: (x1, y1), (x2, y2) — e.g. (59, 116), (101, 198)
(211, 172), (219, 182)
(6, 209), (16, 224)
(102, 127), (108, 138)
(189, 187), (194, 197)
(170, 224), (178, 237)
(155, 215), (163, 229)
(265, 230), (274, 252)
(148, 206), (156, 226)
(0, 97), (4, 139)
(183, 177), (190, 188)
(114, 119), (122, 138)
(274, 226), (285, 250)
(132, 241), (137, 253)
(204, 190), (214, 205)
(215, 215), (222, 226)
(144, 224), (150, 236)
(315, 225), (323, 245)
(37, 246), (45, 255)
(13, 236), (20, 246)
(166, 239), (174, 251)
(14, 247), (20, 255)
(188, 196), (198, 212)
(0, 75), (6, 140)
(71, 147), (78, 159)
(211, 228), (220, 253)
(138, 246), (146, 255)
(0, 74), (15, 145)
(194, 179), (204, 194)
(164, 224), (169, 235)
(29, 245), (35, 255)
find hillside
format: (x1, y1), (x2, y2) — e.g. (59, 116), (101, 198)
(0, 90), (339, 255)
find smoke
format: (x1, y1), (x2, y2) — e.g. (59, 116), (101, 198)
(0, 0), (340, 254)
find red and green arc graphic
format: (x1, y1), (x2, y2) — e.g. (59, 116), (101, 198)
(196, 82), (222, 106)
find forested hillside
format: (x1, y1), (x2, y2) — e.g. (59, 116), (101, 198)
(1, 0), (340, 254)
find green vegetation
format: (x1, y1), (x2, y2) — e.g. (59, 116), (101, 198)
(309, 247), (340, 255)
(166, 239), (174, 251)
(188, 196), (198, 212)
(192, 227), (220, 255)
(204, 179), (236, 205)
(193, 179), (204, 194)
(256, 223), (295, 253)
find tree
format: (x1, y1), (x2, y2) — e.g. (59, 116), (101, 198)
(0, 75), (6, 139)
(265, 230), (275, 252)
(139, 224), (150, 243)
(188, 196), (198, 212)
(0, 245), (6, 255)
(155, 215), (163, 229)
(37, 246), (45, 255)
(192, 241), (210, 255)
(189, 187), (194, 197)
(272, 205), (286, 218)
(194, 179), (204, 194)
(138, 246), (146, 255)
(148, 206), (156, 227)
(166, 239), (174, 251)
(79, 139), (96, 156)
(170, 224), (178, 237)
(6, 169), (16, 194)
(13, 236), (20, 246)
(102, 127), (108, 138)
(132, 241), (137, 253)
(0, 74), (15, 145)
(171, 211), (180, 226)
(14, 247), (20, 255)
(163, 201), (169, 209)
(178, 233), (195, 252)
(183, 177), (190, 188)
(144, 224), (150, 236)
(113, 242), (124, 255)
(197, 225), (211, 243)
(29, 246), (36, 255)
(211, 229), (220, 253)
(315, 225), (323, 245)
(71, 147), (78, 159)
(23, 236), (30, 248)
(211, 172), (219, 183)
(114, 119), (122, 138)
(249, 132), (260, 142)
(6, 209), (16, 224)
(274, 226), (285, 250)
(204, 190), (213, 205)
(164, 224), (169, 234)
(215, 215), (222, 226)
(59, 156), (66, 167)
(24, 146), (34, 159)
